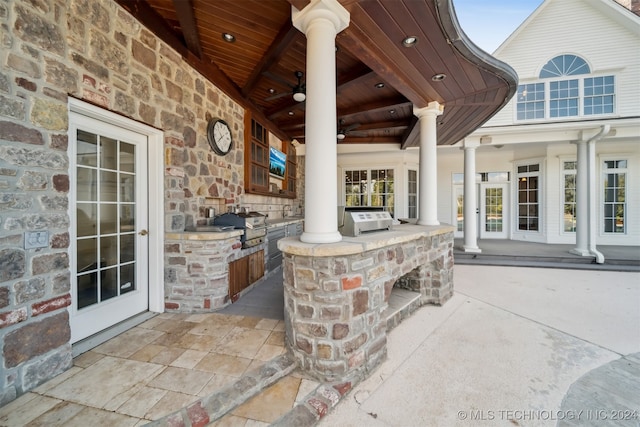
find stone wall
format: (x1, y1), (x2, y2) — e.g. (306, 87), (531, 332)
(164, 232), (266, 312)
(280, 226), (454, 383)
(0, 0), (251, 405)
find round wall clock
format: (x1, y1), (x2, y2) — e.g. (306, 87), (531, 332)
(207, 118), (233, 155)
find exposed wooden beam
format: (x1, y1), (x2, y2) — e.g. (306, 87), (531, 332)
(115, 0), (188, 56)
(400, 116), (419, 150)
(289, 120), (410, 139)
(172, 0), (202, 58)
(338, 97), (411, 119)
(113, 0), (289, 142)
(336, 65), (375, 88)
(242, 22), (299, 97)
(339, 136), (401, 144)
(266, 99), (307, 119)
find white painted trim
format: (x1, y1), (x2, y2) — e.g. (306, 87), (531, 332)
(558, 155), (578, 237)
(68, 98), (165, 314)
(479, 182), (510, 239)
(512, 157), (546, 242)
(598, 153), (630, 238)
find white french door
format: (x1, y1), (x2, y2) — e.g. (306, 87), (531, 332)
(480, 183), (508, 239)
(69, 113), (149, 343)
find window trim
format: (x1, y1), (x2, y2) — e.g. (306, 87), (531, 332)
(244, 113), (297, 199)
(343, 167), (396, 217)
(600, 155), (628, 235)
(513, 159), (544, 237)
(516, 74), (617, 122)
(539, 54), (591, 79)
(407, 169), (418, 219)
(559, 157), (577, 235)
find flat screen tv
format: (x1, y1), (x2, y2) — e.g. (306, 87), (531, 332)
(269, 146), (286, 179)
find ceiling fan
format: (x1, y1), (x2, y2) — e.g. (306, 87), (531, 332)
(337, 119), (366, 140)
(265, 70), (306, 102)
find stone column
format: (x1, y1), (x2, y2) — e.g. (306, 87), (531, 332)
(571, 140), (589, 256)
(463, 140), (481, 252)
(293, 0), (349, 244)
(414, 102), (443, 226)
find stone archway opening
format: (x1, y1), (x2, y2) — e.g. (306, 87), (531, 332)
(384, 267), (423, 331)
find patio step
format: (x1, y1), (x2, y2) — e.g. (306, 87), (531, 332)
(455, 252), (640, 271)
(145, 353), (297, 426)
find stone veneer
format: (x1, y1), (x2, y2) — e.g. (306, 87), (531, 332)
(279, 224), (454, 383)
(0, 0), (270, 406)
(164, 230), (265, 312)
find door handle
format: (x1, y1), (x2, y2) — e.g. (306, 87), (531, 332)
(138, 229), (148, 236)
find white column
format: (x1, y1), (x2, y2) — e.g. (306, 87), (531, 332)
(463, 140), (481, 253)
(293, 0), (349, 244)
(587, 138), (604, 263)
(571, 126), (608, 263)
(414, 102), (443, 226)
(571, 141), (589, 256)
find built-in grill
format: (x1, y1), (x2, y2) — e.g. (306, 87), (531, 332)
(214, 211), (267, 248)
(338, 206), (393, 237)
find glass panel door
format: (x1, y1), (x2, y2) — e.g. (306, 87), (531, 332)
(480, 183), (508, 239)
(70, 114), (149, 343)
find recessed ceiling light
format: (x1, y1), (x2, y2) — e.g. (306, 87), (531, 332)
(288, 111), (295, 116)
(268, 88), (275, 94)
(222, 33), (236, 43)
(402, 36), (418, 47)
(375, 82), (385, 89)
(389, 109), (396, 114)
(431, 73), (446, 81)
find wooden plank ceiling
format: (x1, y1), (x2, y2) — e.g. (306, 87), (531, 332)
(114, 0), (517, 147)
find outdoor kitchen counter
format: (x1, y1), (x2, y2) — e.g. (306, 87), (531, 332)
(278, 222), (455, 384)
(277, 223), (455, 255)
(265, 217), (304, 229)
(165, 229), (244, 241)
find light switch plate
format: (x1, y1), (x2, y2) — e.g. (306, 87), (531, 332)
(25, 231), (49, 249)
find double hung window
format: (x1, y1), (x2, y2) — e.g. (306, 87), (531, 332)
(562, 161), (577, 233)
(603, 160), (627, 233)
(344, 169), (395, 217)
(517, 55), (615, 121)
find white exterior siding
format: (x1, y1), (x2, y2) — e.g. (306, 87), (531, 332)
(487, 0), (640, 126)
(335, 0), (639, 249)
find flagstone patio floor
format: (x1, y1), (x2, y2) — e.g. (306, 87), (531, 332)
(0, 312), (320, 426)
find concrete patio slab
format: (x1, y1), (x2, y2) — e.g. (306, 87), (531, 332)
(319, 265), (639, 427)
(454, 265), (640, 355)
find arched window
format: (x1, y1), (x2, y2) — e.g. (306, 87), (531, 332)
(539, 55), (590, 78)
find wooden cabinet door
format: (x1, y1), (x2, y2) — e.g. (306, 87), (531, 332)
(229, 256), (248, 301)
(249, 250), (265, 284)
(229, 250), (264, 302)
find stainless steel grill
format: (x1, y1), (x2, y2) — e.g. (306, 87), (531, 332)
(213, 212), (267, 248)
(338, 206), (393, 237)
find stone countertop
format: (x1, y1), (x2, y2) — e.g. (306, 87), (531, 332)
(266, 217), (304, 229)
(278, 223), (455, 256)
(165, 229), (244, 241)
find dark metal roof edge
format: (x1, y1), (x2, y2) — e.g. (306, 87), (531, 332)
(434, 0), (519, 131)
